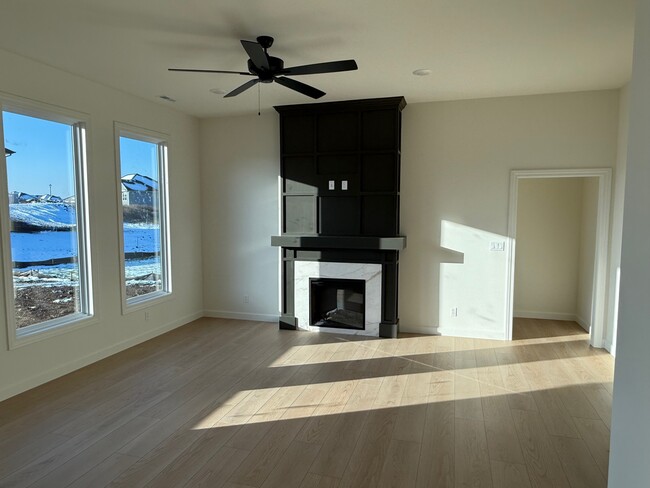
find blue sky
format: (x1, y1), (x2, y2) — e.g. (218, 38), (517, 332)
(120, 136), (158, 182)
(3, 112), (74, 196)
(3, 111), (157, 197)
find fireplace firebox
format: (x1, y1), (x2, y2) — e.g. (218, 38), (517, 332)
(310, 278), (365, 330)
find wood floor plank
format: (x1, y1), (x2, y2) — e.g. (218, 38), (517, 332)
(531, 389), (580, 439)
(554, 386), (601, 421)
(511, 409), (571, 488)
(0, 407), (80, 453)
(484, 418), (525, 465)
(550, 436), (607, 488)
(30, 417), (157, 488)
(338, 408), (397, 488)
(454, 417), (493, 488)
(415, 401), (454, 488)
(228, 417), (308, 487)
(142, 425), (241, 488)
(1, 394), (166, 488)
(66, 453), (140, 488)
(181, 446), (249, 488)
(260, 440), (322, 488)
(490, 461), (531, 488)
(308, 409), (370, 479)
(0, 318), (613, 488)
(300, 473), (340, 488)
(573, 417), (610, 478)
(0, 432), (70, 478)
(13, 414), (159, 488)
(581, 385), (612, 429)
(295, 380), (356, 445)
(377, 439), (420, 488)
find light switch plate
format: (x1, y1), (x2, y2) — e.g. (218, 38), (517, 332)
(489, 241), (505, 251)
(341, 180), (348, 190)
(328, 180), (335, 190)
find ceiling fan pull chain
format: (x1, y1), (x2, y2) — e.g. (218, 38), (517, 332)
(258, 82), (261, 116)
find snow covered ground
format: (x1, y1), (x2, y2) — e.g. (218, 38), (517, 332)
(10, 203), (76, 231)
(9, 203), (162, 288)
(13, 257), (161, 289)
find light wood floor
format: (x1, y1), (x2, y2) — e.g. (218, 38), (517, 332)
(0, 318), (614, 488)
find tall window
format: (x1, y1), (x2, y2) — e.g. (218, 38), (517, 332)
(115, 125), (170, 308)
(0, 101), (92, 343)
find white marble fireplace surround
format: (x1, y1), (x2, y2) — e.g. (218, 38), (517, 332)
(294, 261), (382, 336)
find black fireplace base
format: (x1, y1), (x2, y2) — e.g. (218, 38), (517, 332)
(379, 322), (399, 338)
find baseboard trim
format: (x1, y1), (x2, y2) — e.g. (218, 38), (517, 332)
(203, 310), (279, 323)
(435, 327), (508, 341)
(399, 325), (439, 335)
(514, 310), (578, 322)
(574, 315), (591, 332)
(400, 325), (508, 340)
(0, 310), (203, 403)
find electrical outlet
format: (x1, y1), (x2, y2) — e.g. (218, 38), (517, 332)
(451, 307), (458, 317)
(144, 311), (150, 321)
(328, 180), (335, 190)
(341, 180), (348, 190)
(243, 295), (249, 304)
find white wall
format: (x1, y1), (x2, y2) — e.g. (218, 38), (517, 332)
(0, 49), (203, 402)
(605, 85), (630, 355)
(200, 113), (279, 322)
(513, 178), (584, 319)
(197, 91), (620, 341)
(400, 91), (619, 338)
(609, 0), (650, 485)
(576, 177), (599, 329)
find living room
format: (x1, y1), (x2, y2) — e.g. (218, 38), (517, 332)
(0, 1), (648, 486)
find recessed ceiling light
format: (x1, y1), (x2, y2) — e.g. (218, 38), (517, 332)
(412, 69), (432, 76)
(158, 95), (176, 102)
(209, 88), (227, 95)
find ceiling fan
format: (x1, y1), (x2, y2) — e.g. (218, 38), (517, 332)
(169, 36), (358, 99)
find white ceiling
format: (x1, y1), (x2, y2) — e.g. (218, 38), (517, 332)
(0, 0), (635, 118)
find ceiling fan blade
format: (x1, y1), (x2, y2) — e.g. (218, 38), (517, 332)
(282, 59), (358, 76)
(241, 40), (269, 70)
(224, 78), (260, 98)
(275, 76), (325, 99)
(169, 68), (254, 75)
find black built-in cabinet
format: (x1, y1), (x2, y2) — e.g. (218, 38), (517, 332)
(277, 97), (405, 237)
(273, 97), (406, 338)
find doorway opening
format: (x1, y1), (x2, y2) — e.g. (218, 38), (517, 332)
(506, 169), (612, 347)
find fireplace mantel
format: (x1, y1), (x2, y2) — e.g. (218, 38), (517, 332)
(271, 235), (406, 251)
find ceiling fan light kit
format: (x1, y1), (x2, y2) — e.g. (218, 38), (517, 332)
(169, 36), (358, 99)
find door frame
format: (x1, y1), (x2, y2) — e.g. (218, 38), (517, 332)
(505, 168), (612, 346)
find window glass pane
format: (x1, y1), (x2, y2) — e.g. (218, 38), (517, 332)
(3, 111), (83, 329)
(119, 136), (164, 299)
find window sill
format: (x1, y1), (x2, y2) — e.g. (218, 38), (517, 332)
(122, 289), (173, 315)
(10, 312), (99, 350)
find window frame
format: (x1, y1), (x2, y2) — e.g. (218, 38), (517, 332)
(0, 94), (95, 349)
(113, 122), (172, 314)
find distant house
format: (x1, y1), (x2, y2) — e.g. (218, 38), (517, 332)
(121, 173), (158, 206)
(8, 191), (37, 204)
(37, 194), (63, 203)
